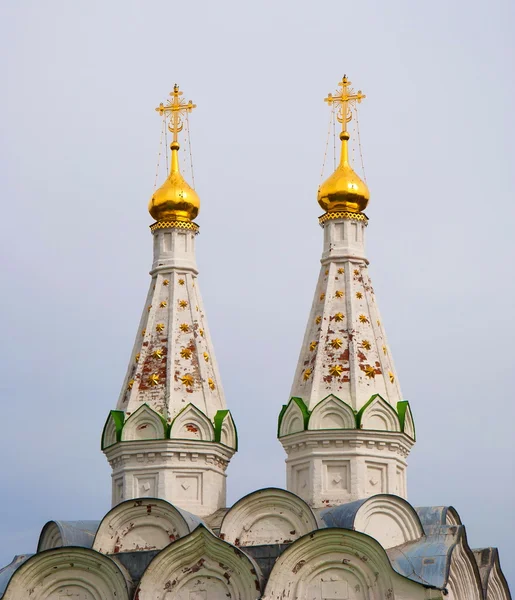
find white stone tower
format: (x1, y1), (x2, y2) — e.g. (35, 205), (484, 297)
(278, 76), (415, 509)
(102, 85), (237, 517)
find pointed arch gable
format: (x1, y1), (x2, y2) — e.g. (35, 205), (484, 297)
(93, 498), (195, 554)
(487, 556), (511, 600)
(214, 409), (238, 450)
(121, 404), (166, 441)
(263, 528), (431, 600)
(137, 525), (262, 600)
(2, 547), (129, 600)
(220, 487), (318, 546)
(278, 397), (309, 438)
(170, 403), (215, 441)
(447, 533), (483, 600)
(101, 410), (125, 449)
(397, 401), (416, 440)
(358, 394), (401, 432)
(308, 394), (356, 430)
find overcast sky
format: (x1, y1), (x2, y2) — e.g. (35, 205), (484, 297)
(0, 0), (514, 591)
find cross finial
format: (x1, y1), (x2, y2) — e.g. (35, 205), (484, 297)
(324, 75), (366, 134)
(155, 84), (197, 143)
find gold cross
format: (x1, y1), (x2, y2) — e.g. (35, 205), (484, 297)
(155, 84), (196, 142)
(324, 75), (366, 133)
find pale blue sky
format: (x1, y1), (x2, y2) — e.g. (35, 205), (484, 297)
(0, 0), (514, 590)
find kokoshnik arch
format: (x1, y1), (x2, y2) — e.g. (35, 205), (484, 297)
(0, 77), (511, 600)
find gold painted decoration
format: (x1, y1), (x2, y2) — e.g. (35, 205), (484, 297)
(364, 365), (376, 378)
(179, 300), (188, 308)
(382, 345), (387, 355)
(354, 269), (360, 276)
(329, 364), (343, 377)
(147, 305), (152, 312)
(181, 374), (194, 387)
(331, 338), (343, 349)
(135, 353), (140, 363)
(160, 301), (167, 308)
(180, 348), (192, 359)
(203, 352), (209, 362)
(163, 279), (170, 286)
(127, 379), (135, 390)
(199, 328), (204, 337)
(325, 269), (329, 275)
(377, 320), (381, 326)
(362, 340), (371, 350)
(178, 278), (185, 285)
(335, 290), (344, 298)
(337, 268), (344, 274)
(359, 314), (369, 323)
(180, 323), (190, 332)
(356, 292), (363, 299)
(320, 293), (326, 301)
(156, 323), (165, 332)
(315, 316), (322, 325)
(309, 341), (318, 351)
(153, 348), (164, 359)
(149, 373), (160, 386)
(389, 370), (395, 383)
(303, 368), (312, 381)
(208, 378), (215, 390)
(141, 329), (146, 336)
(334, 312), (344, 322)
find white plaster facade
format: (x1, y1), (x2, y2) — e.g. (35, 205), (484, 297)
(281, 428), (413, 507)
(102, 222), (236, 516)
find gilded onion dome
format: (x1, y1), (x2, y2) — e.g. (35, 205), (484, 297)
(149, 140), (200, 222)
(317, 76), (370, 214)
(149, 84), (200, 223)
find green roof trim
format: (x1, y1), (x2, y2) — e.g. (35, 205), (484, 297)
(213, 409), (239, 450)
(101, 410), (125, 450)
(277, 397), (310, 437)
(356, 394), (400, 429)
(397, 401), (416, 440)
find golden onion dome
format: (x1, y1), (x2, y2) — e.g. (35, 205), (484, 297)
(148, 141), (200, 222)
(317, 131), (370, 214)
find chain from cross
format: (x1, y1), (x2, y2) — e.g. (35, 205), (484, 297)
(155, 84), (197, 143)
(324, 75), (366, 134)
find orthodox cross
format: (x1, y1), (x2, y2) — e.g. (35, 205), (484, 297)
(324, 75), (366, 133)
(155, 84), (196, 142)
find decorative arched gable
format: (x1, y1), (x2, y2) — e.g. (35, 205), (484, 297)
(445, 507), (462, 527)
(308, 394), (356, 430)
(397, 401), (416, 439)
(278, 397), (309, 437)
(220, 488), (318, 546)
(447, 536), (483, 600)
(487, 559), (511, 600)
(121, 404), (166, 441)
(37, 522), (62, 552)
(2, 547), (129, 600)
(136, 525), (262, 600)
(353, 495), (424, 549)
(214, 409), (238, 449)
(263, 528), (431, 600)
(170, 403), (215, 441)
(358, 394), (401, 432)
(101, 410), (124, 449)
(93, 498), (195, 554)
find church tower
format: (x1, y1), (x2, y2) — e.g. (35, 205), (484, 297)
(101, 85), (237, 517)
(278, 77), (415, 508)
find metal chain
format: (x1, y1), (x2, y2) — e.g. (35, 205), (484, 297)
(185, 111), (195, 188)
(320, 107), (333, 183)
(153, 116), (166, 191)
(354, 106), (367, 183)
